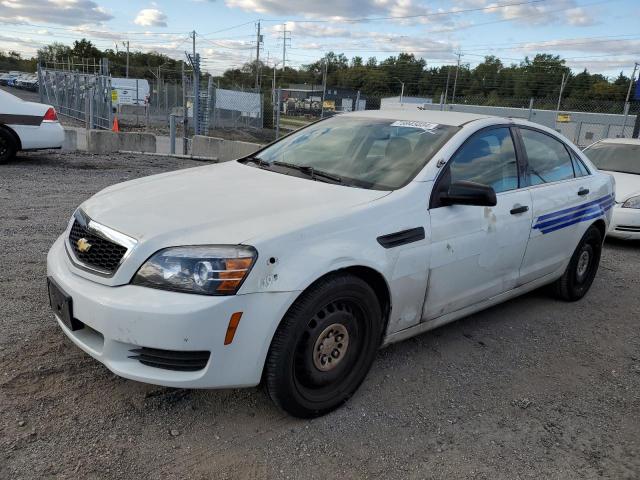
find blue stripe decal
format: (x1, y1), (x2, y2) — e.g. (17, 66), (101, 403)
(536, 194), (613, 222)
(533, 198), (614, 230)
(540, 206), (613, 234)
(533, 193), (613, 235)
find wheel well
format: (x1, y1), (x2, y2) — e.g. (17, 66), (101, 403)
(260, 266), (392, 384)
(591, 219), (606, 240)
(340, 265), (392, 337)
(0, 124), (22, 150)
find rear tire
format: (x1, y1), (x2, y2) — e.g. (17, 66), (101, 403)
(0, 129), (17, 164)
(552, 225), (602, 301)
(264, 273), (383, 418)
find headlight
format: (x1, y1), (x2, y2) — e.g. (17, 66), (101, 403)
(622, 195), (640, 209)
(132, 245), (257, 295)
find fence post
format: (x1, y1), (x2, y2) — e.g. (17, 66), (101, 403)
(169, 114), (176, 155)
(89, 88), (95, 129)
(37, 63), (43, 103)
(621, 102), (630, 138)
(604, 123), (611, 139)
(85, 89), (90, 130)
(182, 64), (188, 155)
(193, 55), (200, 136)
(275, 87), (282, 139)
(206, 76), (213, 134)
(528, 98), (534, 121)
(574, 121), (583, 146)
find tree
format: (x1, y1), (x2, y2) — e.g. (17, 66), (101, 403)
(71, 39), (101, 59)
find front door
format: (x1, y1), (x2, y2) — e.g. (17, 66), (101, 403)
(424, 126), (533, 320)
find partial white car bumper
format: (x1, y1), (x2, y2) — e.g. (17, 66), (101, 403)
(11, 121), (64, 150)
(46, 235), (298, 388)
(608, 204), (640, 240)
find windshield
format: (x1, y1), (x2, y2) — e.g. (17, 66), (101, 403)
(584, 142), (640, 175)
(251, 116), (459, 190)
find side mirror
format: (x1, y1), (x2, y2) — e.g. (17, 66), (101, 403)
(440, 180), (497, 207)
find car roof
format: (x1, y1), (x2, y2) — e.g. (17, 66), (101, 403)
(342, 109), (495, 126)
(597, 137), (640, 146)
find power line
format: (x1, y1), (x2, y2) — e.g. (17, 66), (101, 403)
(260, 0), (551, 24)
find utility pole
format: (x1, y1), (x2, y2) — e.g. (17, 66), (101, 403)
(554, 73), (568, 130)
(189, 30), (201, 136)
(622, 62), (639, 136)
(443, 68), (451, 105)
(255, 21), (262, 91)
(281, 24), (290, 86)
(393, 77), (405, 104)
(123, 41), (130, 78)
(452, 51), (462, 104)
(321, 56), (328, 118)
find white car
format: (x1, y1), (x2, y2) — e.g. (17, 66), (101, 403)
(47, 111), (614, 417)
(0, 89), (64, 163)
(583, 138), (640, 239)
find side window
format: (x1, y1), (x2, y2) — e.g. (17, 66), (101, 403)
(520, 129), (575, 185)
(448, 127), (519, 193)
(571, 151), (591, 177)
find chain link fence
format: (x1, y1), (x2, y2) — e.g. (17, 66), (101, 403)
(38, 65), (113, 130)
(415, 95), (639, 147)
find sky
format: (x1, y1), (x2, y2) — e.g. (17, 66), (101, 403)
(0, 0), (639, 78)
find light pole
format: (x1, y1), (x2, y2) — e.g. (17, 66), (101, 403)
(622, 62), (639, 136)
(393, 77), (405, 104)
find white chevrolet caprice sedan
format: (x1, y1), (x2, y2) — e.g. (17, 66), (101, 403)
(583, 138), (640, 239)
(0, 89), (64, 163)
(47, 110), (614, 417)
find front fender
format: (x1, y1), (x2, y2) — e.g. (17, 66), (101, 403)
(240, 183), (433, 336)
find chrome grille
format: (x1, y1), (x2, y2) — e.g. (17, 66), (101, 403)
(68, 219), (128, 274)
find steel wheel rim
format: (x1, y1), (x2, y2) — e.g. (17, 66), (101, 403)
(576, 249), (591, 281)
(312, 323), (350, 372)
(292, 298), (366, 401)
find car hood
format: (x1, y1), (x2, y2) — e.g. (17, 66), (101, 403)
(81, 161), (390, 246)
(603, 170), (640, 202)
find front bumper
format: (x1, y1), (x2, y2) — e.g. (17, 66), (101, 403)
(608, 204), (640, 240)
(47, 235), (298, 388)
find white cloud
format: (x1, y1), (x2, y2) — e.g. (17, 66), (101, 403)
(134, 8), (168, 27)
(484, 0), (595, 27)
(227, 0), (446, 25)
(0, 0), (113, 26)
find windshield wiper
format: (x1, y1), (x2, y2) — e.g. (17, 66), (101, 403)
(272, 162), (343, 184)
(240, 156), (271, 169)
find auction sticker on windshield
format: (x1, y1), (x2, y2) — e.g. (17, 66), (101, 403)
(390, 120), (441, 131)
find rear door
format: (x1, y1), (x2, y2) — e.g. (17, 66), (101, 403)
(516, 127), (608, 284)
(424, 126), (533, 319)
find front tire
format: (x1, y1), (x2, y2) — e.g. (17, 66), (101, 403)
(552, 225), (603, 301)
(0, 129), (18, 164)
(265, 273), (383, 418)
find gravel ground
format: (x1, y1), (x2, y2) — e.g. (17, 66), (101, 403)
(1, 151), (639, 479)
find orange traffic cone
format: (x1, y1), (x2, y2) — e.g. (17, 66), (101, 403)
(112, 115), (120, 132)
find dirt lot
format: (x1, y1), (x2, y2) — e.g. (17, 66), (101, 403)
(1, 151), (639, 479)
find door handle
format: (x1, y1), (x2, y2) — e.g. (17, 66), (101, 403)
(578, 188), (590, 196)
(510, 205), (529, 215)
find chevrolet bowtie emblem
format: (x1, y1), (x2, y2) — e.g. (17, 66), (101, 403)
(76, 238), (92, 253)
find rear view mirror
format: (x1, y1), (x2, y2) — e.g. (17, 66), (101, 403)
(440, 181), (497, 207)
